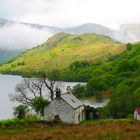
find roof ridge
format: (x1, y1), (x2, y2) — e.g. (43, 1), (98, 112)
(61, 93), (83, 108)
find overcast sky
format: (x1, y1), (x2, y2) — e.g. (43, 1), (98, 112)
(0, 0), (140, 29)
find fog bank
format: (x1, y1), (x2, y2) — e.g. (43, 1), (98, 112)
(0, 23), (53, 50)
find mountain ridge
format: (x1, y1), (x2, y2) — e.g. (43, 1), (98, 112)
(0, 18), (113, 35)
(1, 18), (140, 44)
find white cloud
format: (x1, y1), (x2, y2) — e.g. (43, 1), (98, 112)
(0, 23), (53, 50)
(0, 0), (140, 50)
(113, 24), (140, 43)
(0, 0), (140, 28)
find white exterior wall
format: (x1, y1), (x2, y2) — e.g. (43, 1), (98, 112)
(44, 98), (75, 123)
(134, 112), (140, 120)
(74, 105), (85, 124)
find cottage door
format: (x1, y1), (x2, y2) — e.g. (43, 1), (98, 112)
(89, 112), (94, 120)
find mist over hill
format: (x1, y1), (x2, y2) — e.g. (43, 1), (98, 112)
(113, 24), (140, 43)
(0, 33), (125, 74)
(1, 18), (140, 50)
(0, 18), (14, 27)
(0, 18), (114, 50)
(0, 18), (140, 61)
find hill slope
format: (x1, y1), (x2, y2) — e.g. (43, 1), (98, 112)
(0, 18), (114, 52)
(0, 33), (125, 74)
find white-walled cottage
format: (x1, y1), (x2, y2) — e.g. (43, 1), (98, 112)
(134, 108), (140, 120)
(44, 88), (85, 124)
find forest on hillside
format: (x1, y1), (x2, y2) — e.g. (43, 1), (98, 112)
(56, 43), (140, 118)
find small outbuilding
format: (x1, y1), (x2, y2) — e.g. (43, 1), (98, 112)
(84, 105), (99, 120)
(134, 108), (140, 120)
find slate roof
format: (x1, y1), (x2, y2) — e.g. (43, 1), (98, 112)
(61, 93), (84, 109)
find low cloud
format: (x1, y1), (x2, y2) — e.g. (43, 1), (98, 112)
(0, 23), (53, 50)
(113, 24), (140, 43)
(1, 22), (140, 51)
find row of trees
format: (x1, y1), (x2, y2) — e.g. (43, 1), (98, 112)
(72, 77), (106, 102)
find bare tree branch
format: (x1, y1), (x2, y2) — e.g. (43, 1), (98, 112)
(10, 75), (61, 106)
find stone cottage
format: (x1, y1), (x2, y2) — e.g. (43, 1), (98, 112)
(134, 108), (140, 120)
(44, 88), (85, 124)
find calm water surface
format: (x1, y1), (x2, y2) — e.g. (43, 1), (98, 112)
(0, 75), (22, 120)
(0, 75), (109, 120)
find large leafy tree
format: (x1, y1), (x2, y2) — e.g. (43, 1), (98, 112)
(107, 83), (134, 118)
(13, 105), (29, 119)
(72, 84), (86, 98)
(31, 97), (50, 116)
(87, 77), (107, 101)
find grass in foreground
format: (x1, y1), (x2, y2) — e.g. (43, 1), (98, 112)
(0, 119), (140, 140)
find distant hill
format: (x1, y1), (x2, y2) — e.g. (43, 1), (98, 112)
(64, 23), (113, 36)
(0, 33), (125, 74)
(0, 18), (61, 60)
(0, 18), (59, 31)
(0, 49), (23, 63)
(1, 18), (140, 66)
(0, 18), (113, 35)
(1, 18), (140, 51)
(0, 18), (115, 65)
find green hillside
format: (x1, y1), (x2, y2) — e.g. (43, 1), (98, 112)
(58, 42), (140, 118)
(0, 33), (125, 74)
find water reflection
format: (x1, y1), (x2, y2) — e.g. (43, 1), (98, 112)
(0, 75), (22, 120)
(82, 98), (110, 108)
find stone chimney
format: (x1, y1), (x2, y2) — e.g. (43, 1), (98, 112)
(56, 88), (61, 98)
(66, 86), (72, 94)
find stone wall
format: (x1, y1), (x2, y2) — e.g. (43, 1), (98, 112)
(74, 106), (85, 124)
(44, 98), (75, 123)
